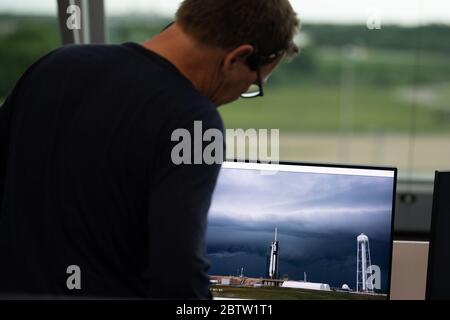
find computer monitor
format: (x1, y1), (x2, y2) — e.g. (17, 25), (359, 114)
(207, 161), (397, 300)
(426, 171), (450, 300)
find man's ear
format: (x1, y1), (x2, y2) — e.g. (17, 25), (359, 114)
(222, 44), (254, 73)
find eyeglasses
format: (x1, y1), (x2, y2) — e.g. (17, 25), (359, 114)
(241, 67), (264, 99)
(240, 49), (285, 99)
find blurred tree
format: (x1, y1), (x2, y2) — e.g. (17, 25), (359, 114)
(0, 14), (59, 99)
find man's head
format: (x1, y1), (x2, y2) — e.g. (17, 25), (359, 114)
(145, 0), (299, 106)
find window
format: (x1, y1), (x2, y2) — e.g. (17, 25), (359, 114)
(0, 1), (60, 102)
(105, 0), (450, 180)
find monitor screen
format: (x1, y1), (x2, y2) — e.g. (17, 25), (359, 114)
(207, 161), (397, 300)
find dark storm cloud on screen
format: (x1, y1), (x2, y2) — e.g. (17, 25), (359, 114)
(206, 168), (394, 292)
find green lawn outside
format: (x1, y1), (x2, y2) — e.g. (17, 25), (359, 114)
(219, 83), (450, 133)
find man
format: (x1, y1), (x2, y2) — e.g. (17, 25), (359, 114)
(0, 0), (299, 299)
